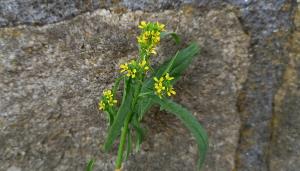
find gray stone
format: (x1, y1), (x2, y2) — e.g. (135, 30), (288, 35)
(0, 7), (249, 171)
(7, 166), (21, 171)
(0, 0), (102, 27)
(1, 0), (300, 170)
(234, 1), (297, 170)
(268, 6), (300, 171)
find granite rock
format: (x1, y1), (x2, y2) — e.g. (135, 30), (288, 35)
(0, 0), (102, 27)
(1, 0), (300, 171)
(0, 7), (249, 171)
(268, 5), (300, 171)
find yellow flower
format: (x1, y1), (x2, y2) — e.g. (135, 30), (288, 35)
(156, 22), (165, 31)
(103, 89), (113, 98)
(151, 31), (160, 44)
(167, 87), (176, 96)
(127, 68), (137, 78)
(120, 59), (149, 79)
(153, 76), (165, 98)
(139, 59), (146, 67)
(120, 61), (136, 78)
(137, 34), (147, 44)
(99, 89), (117, 111)
(139, 60), (150, 71)
(165, 73), (174, 81)
(99, 100), (106, 110)
(153, 73), (176, 98)
(137, 21), (165, 57)
(138, 21), (147, 29)
(108, 99), (118, 106)
(120, 63), (129, 73)
(149, 48), (157, 55)
(144, 31), (151, 38)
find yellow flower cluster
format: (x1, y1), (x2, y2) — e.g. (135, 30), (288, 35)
(98, 89), (117, 111)
(138, 21), (165, 31)
(120, 62), (137, 78)
(139, 59), (150, 71)
(120, 59), (149, 79)
(137, 21), (165, 57)
(153, 73), (176, 98)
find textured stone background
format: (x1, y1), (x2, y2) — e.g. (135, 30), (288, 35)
(0, 1), (299, 171)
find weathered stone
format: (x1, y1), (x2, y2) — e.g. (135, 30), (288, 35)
(0, 0), (102, 27)
(234, 1), (297, 170)
(0, 7), (250, 171)
(1, 0), (299, 170)
(268, 6), (300, 171)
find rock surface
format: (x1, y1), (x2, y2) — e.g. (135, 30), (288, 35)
(268, 5), (300, 171)
(0, 7), (250, 171)
(0, 0), (299, 171)
(0, 0), (101, 27)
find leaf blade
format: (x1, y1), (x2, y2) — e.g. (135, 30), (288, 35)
(143, 42), (200, 90)
(125, 128), (132, 160)
(103, 79), (134, 151)
(150, 96), (208, 169)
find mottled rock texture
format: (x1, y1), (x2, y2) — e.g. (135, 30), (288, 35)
(268, 5), (300, 171)
(0, 0), (300, 171)
(0, 7), (249, 171)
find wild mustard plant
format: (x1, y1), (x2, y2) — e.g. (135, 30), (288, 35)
(87, 21), (208, 171)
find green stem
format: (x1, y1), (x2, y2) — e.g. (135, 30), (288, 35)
(115, 111), (132, 169)
(115, 83), (143, 170)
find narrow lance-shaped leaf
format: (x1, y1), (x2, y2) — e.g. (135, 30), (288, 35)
(138, 43), (200, 120)
(155, 42), (200, 80)
(106, 109), (115, 127)
(125, 128), (132, 160)
(150, 96), (208, 170)
(142, 42), (200, 92)
(103, 78), (134, 151)
(132, 112), (144, 152)
(135, 96), (153, 121)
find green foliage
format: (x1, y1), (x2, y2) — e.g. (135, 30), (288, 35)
(86, 159), (94, 171)
(150, 96), (208, 169)
(88, 21), (208, 171)
(103, 79), (134, 152)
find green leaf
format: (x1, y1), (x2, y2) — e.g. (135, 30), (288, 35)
(161, 51), (179, 76)
(103, 78), (134, 151)
(144, 42), (199, 89)
(136, 96), (153, 121)
(86, 159), (95, 171)
(139, 43), (200, 120)
(132, 113), (145, 152)
(161, 32), (181, 44)
(106, 110), (114, 126)
(125, 128), (132, 160)
(112, 76), (124, 96)
(155, 42), (200, 80)
(134, 126), (143, 152)
(150, 96), (208, 170)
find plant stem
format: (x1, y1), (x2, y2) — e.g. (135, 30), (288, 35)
(115, 111), (131, 170)
(115, 83), (143, 170)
